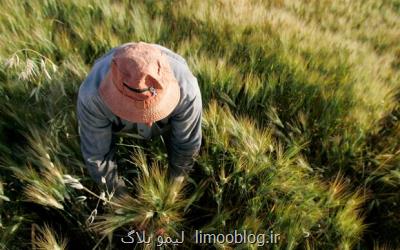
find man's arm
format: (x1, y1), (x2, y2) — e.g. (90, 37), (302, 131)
(168, 84), (203, 179)
(77, 95), (124, 192)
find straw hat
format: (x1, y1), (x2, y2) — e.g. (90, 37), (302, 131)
(98, 42), (180, 123)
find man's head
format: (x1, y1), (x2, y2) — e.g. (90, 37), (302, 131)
(99, 42), (180, 125)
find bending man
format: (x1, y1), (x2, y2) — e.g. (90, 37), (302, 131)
(77, 42), (202, 196)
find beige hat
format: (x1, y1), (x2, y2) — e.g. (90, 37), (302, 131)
(99, 42), (180, 123)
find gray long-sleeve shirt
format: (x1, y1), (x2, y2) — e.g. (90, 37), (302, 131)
(77, 43), (202, 189)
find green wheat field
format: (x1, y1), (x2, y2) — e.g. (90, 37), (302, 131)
(1, 0), (400, 249)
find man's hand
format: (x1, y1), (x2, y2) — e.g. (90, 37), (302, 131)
(172, 175), (185, 184)
(168, 167), (188, 185)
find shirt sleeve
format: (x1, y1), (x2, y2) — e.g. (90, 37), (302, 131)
(168, 84), (203, 177)
(77, 95), (121, 190)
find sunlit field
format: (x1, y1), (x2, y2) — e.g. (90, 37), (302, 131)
(1, 0), (399, 249)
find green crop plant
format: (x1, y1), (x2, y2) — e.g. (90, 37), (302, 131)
(0, 0), (399, 249)
(31, 224), (68, 250)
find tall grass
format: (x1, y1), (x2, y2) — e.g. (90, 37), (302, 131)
(0, 0), (399, 249)
(31, 224), (68, 250)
